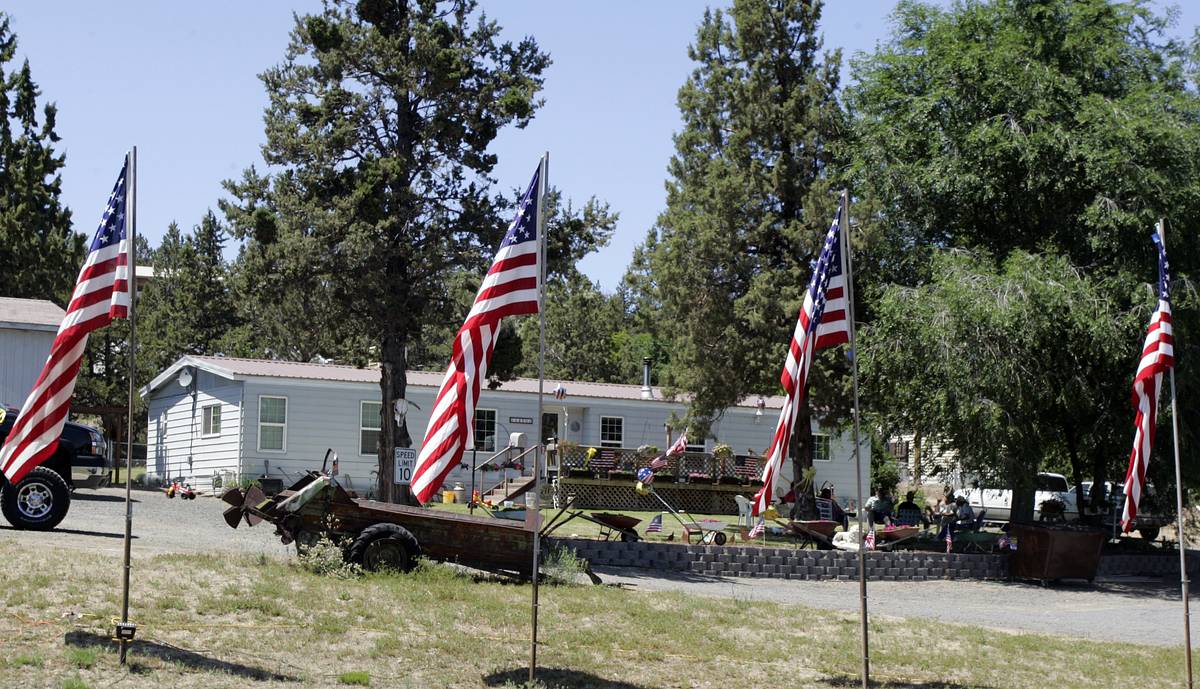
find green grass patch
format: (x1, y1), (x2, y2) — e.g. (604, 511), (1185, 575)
(65, 647), (97, 669)
(337, 670), (370, 685)
(61, 676), (89, 689)
(2, 654), (43, 668)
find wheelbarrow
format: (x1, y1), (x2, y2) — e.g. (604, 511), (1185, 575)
(539, 497), (642, 542)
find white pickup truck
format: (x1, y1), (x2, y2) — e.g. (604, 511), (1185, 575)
(962, 472), (1079, 523)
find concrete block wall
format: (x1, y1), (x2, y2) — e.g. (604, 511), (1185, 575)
(550, 538), (1200, 582)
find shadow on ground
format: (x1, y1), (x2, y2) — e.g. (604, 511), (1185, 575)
(65, 630), (297, 682)
(484, 667), (653, 689)
(73, 492), (139, 503)
(0, 525), (129, 539)
(818, 677), (995, 689)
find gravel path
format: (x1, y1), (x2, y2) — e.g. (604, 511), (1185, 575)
(594, 565), (1197, 647)
(4, 487), (1193, 648)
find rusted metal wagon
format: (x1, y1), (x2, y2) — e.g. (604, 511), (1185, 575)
(222, 471), (537, 577)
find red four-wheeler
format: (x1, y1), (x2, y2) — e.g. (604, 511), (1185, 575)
(0, 406), (110, 530)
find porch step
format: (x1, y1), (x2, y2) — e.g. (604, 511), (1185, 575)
(483, 476), (537, 506)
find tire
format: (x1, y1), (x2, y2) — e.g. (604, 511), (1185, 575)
(1138, 527), (1161, 542)
(1, 467), (71, 531)
(619, 530), (639, 543)
(713, 532), (727, 546)
(347, 523), (420, 573)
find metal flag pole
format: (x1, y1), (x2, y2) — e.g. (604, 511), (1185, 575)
(119, 147), (138, 665)
(529, 151), (549, 684)
(841, 188), (870, 688)
(1161, 219), (1194, 688)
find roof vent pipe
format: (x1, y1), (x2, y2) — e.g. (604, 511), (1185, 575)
(641, 357), (653, 400)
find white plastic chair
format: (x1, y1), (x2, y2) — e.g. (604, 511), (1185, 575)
(734, 494), (755, 530)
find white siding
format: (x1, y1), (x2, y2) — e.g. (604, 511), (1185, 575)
(144, 370), (242, 491)
(0, 328), (55, 407)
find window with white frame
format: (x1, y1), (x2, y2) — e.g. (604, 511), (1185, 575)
(360, 401), (382, 456)
(813, 433), (831, 462)
(600, 416), (623, 448)
(258, 396), (287, 452)
(686, 437), (706, 453)
(201, 404), (221, 437)
(474, 409), (497, 453)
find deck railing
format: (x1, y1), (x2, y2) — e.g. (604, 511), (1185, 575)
(556, 445), (763, 485)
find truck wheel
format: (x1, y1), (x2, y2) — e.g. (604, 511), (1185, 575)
(1138, 527), (1161, 542)
(2, 467), (71, 531)
(348, 523), (420, 573)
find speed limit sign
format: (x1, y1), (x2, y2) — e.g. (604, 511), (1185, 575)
(393, 447), (417, 485)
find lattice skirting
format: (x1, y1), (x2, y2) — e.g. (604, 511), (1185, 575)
(554, 478), (754, 514)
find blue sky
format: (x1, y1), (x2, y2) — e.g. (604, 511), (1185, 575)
(4, 1), (1197, 292)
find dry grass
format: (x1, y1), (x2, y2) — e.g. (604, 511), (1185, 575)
(0, 536), (1181, 689)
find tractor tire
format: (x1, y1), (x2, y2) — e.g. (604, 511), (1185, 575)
(1, 466), (71, 531)
(1138, 527), (1161, 542)
(348, 523), (420, 573)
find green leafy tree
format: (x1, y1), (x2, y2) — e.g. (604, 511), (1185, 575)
(221, 0), (550, 502)
(515, 273), (624, 383)
(0, 15), (82, 304)
(629, 0), (847, 490)
(848, 0), (1200, 508)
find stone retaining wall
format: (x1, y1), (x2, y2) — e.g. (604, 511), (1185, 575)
(550, 537), (1200, 582)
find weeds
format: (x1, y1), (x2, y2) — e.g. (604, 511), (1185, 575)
(297, 535), (362, 579)
(337, 670), (370, 685)
(541, 546), (587, 585)
(66, 647), (97, 669)
(61, 676), (88, 689)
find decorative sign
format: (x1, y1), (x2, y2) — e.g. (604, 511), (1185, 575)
(393, 447), (417, 485)
(508, 416), (533, 425)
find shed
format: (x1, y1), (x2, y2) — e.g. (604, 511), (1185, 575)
(141, 355), (869, 505)
(0, 297), (65, 407)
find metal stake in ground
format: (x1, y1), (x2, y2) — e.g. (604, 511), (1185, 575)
(118, 146), (139, 665)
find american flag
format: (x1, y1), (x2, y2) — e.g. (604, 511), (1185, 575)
(645, 513), (663, 533)
(864, 529), (876, 551)
(1, 159), (131, 484)
(748, 517), (766, 539)
(411, 164), (542, 504)
(666, 432), (688, 457)
(751, 211), (850, 515)
(1122, 232), (1174, 532)
(649, 454), (669, 471)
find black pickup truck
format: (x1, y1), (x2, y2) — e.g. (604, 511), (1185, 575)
(0, 406), (110, 530)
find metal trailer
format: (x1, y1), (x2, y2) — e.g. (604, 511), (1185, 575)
(222, 471), (537, 577)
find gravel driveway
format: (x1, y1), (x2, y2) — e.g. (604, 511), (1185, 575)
(3, 486), (1193, 648)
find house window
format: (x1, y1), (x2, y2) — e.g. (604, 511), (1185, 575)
(201, 404), (221, 437)
(813, 434), (831, 462)
(360, 401), (382, 456)
(600, 416), (623, 448)
(474, 409), (497, 453)
(258, 396), (287, 452)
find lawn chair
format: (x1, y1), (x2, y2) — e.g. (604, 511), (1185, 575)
(894, 506), (924, 527)
(953, 509), (996, 553)
(815, 497), (835, 522)
(734, 494), (755, 531)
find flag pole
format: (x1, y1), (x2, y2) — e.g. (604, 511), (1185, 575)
(119, 147), (138, 665)
(529, 151), (549, 685)
(841, 188), (870, 688)
(1161, 219), (1194, 688)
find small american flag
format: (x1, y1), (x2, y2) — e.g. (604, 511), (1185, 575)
(411, 163), (542, 504)
(0, 159), (131, 484)
(945, 531), (953, 553)
(1122, 231), (1174, 532)
(649, 454), (669, 471)
(748, 517), (766, 539)
(666, 433), (688, 457)
(645, 513), (663, 533)
(752, 210), (850, 515)
(864, 529), (876, 551)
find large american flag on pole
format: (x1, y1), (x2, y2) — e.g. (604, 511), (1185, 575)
(1, 159), (131, 484)
(411, 165), (542, 504)
(1121, 232), (1174, 532)
(752, 210), (850, 516)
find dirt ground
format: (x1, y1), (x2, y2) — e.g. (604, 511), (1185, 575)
(7, 486), (1195, 649)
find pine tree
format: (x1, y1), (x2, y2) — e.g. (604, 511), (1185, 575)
(0, 14), (82, 304)
(630, 0), (847, 497)
(221, 0), (550, 502)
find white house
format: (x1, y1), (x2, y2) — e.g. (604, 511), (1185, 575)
(141, 355), (869, 503)
(0, 297), (66, 407)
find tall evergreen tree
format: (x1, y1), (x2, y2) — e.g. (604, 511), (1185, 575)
(630, 0), (846, 493)
(0, 14), (82, 304)
(221, 0), (550, 502)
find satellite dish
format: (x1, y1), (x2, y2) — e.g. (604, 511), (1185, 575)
(178, 368), (193, 389)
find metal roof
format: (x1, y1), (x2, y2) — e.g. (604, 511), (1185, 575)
(145, 354), (785, 409)
(0, 297), (66, 332)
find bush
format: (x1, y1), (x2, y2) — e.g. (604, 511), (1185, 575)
(297, 536), (362, 579)
(540, 546), (587, 585)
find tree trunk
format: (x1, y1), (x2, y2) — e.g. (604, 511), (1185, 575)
(378, 329), (417, 505)
(912, 430), (924, 486)
(789, 400), (817, 520)
(1063, 423), (1088, 524)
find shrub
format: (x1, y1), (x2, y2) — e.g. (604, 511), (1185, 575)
(297, 536), (362, 579)
(540, 546), (587, 585)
